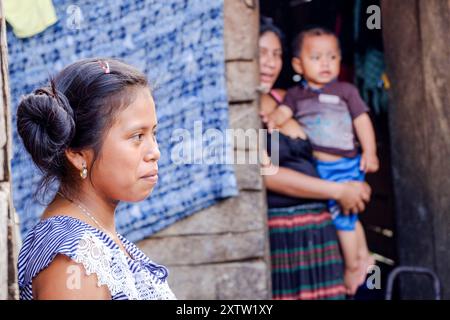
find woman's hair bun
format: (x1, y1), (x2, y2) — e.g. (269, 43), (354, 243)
(16, 79), (75, 174)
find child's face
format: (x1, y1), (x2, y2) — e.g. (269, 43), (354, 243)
(91, 87), (161, 202)
(292, 34), (341, 89)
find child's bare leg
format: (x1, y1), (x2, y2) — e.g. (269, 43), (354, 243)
(337, 230), (361, 295)
(355, 221), (375, 281)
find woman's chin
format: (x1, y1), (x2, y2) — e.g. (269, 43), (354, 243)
(258, 83), (271, 93)
(139, 187), (155, 200)
(122, 188), (155, 203)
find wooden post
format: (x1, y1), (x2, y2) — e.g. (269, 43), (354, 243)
(0, 0), (19, 300)
(382, 0), (450, 299)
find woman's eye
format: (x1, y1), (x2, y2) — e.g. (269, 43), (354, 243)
(132, 134), (144, 141)
(311, 56), (320, 60)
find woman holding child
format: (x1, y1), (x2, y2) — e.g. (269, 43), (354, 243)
(259, 18), (372, 299)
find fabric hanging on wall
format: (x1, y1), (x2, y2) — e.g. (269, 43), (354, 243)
(4, 0), (58, 38)
(8, 0), (238, 242)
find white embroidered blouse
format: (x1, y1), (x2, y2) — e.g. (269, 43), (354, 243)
(18, 215), (176, 300)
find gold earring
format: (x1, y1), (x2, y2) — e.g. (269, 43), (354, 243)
(80, 163), (88, 179)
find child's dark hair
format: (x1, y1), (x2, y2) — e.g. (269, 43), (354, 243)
(260, 16), (285, 49)
(16, 58), (148, 200)
(292, 26), (340, 57)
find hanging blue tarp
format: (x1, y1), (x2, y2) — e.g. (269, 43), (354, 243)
(8, 0), (238, 242)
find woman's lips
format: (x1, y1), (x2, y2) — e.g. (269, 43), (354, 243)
(141, 172), (158, 184)
(260, 73), (274, 83)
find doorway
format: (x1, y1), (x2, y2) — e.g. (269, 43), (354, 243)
(260, 0), (397, 299)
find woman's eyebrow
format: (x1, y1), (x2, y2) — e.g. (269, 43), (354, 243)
(125, 124), (150, 132)
(126, 122), (157, 132)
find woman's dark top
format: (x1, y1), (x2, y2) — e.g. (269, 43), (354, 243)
(265, 90), (327, 209)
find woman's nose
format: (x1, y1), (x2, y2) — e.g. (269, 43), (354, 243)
(144, 140), (160, 162)
(262, 53), (275, 69)
(266, 54), (277, 68)
(144, 147), (160, 162)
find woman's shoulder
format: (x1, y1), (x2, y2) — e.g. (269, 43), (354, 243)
(18, 215), (90, 288)
(32, 251), (111, 300)
(271, 88), (286, 98)
(22, 215), (89, 249)
(261, 88), (287, 113)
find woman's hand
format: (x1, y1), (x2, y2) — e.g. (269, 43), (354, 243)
(335, 181), (372, 215)
(259, 110), (276, 133)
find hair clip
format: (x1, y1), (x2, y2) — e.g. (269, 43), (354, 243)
(98, 60), (110, 74)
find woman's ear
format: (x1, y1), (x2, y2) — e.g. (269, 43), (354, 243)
(291, 57), (303, 75)
(65, 148), (92, 171)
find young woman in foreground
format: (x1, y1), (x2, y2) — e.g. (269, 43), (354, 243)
(16, 58), (176, 300)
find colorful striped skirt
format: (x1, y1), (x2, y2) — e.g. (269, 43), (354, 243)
(268, 202), (346, 300)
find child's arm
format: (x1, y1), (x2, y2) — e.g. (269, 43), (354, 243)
(353, 113), (379, 173)
(261, 105), (293, 132)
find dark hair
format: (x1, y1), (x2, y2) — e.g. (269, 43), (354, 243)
(292, 26), (340, 57)
(260, 16), (285, 49)
(16, 58), (148, 200)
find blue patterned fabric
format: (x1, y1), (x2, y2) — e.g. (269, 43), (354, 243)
(8, 0), (238, 242)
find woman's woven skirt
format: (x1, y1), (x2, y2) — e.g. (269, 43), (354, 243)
(268, 202), (346, 300)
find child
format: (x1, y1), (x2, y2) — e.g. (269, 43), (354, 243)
(263, 27), (378, 295)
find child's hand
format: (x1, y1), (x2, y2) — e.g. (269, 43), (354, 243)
(260, 105), (293, 133)
(360, 152), (379, 173)
(259, 111), (276, 133)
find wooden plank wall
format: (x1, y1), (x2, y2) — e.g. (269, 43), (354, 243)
(137, 0), (271, 299)
(382, 0), (450, 299)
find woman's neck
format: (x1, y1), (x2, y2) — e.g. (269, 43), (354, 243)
(74, 192), (117, 232)
(57, 185), (118, 235)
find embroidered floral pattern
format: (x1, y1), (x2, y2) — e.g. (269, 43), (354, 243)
(73, 232), (176, 300)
